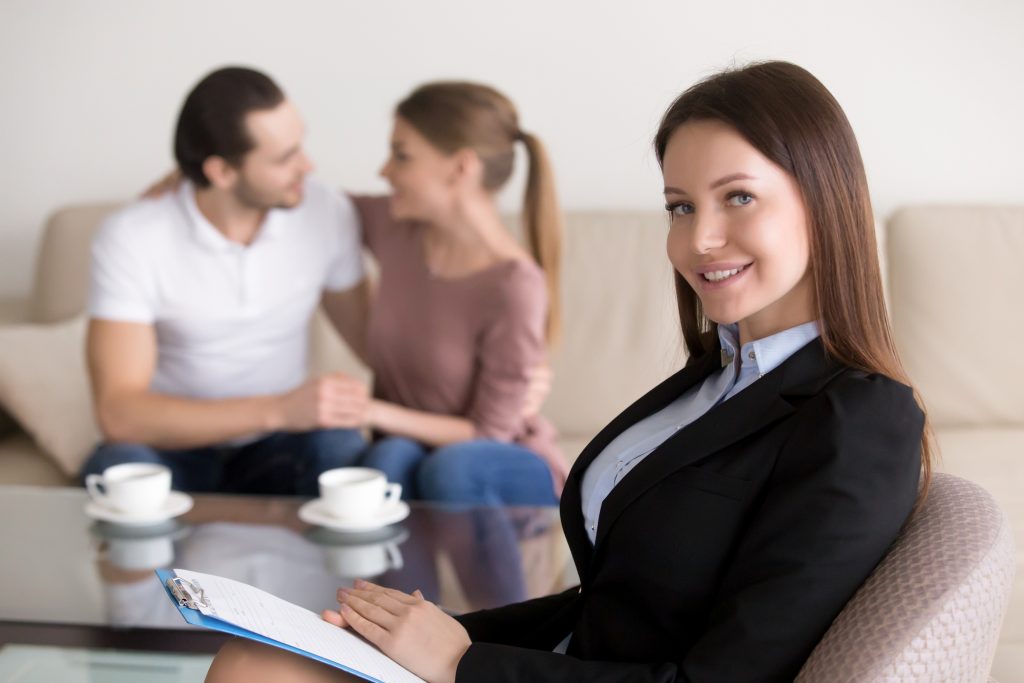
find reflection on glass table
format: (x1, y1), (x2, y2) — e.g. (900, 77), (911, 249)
(0, 486), (575, 653)
(0, 644), (213, 683)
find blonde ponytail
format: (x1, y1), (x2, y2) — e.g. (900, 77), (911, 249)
(519, 131), (563, 345)
(397, 82), (563, 345)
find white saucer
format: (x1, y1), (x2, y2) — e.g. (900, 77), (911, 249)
(84, 491), (194, 527)
(298, 499), (410, 532)
(306, 525), (410, 548)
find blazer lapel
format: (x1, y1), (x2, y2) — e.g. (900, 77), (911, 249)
(560, 350), (721, 577)
(590, 338), (843, 556)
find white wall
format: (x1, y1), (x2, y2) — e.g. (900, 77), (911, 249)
(1, 0), (1022, 301)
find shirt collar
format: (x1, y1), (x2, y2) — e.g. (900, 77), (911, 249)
(180, 181), (285, 250)
(718, 320), (821, 376)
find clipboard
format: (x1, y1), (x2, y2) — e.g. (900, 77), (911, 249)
(156, 568), (424, 683)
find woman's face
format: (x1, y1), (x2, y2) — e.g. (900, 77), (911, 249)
(379, 116), (459, 222)
(663, 119), (815, 343)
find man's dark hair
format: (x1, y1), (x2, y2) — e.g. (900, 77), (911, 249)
(173, 67), (285, 187)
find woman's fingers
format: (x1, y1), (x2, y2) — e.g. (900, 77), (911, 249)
(339, 590), (400, 628)
(339, 587), (409, 618)
(321, 608), (347, 628)
(339, 603), (391, 648)
(345, 580), (420, 605)
(330, 581), (470, 682)
(342, 581), (421, 606)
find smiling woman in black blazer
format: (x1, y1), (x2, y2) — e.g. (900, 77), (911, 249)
(207, 61), (932, 683)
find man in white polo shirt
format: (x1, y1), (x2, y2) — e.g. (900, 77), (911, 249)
(80, 67), (371, 495)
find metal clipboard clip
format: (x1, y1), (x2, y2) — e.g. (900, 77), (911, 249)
(166, 576), (212, 611)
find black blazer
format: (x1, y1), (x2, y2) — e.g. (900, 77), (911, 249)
(455, 338), (923, 682)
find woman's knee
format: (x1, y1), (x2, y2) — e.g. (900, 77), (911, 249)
(362, 437), (426, 498)
(363, 437), (425, 469)
(418, 441), (556, 506)
(206, 638), (348, 683)
(417, 443), (484, 503)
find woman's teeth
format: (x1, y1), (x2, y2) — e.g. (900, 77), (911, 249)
(703, 266), (745, 282)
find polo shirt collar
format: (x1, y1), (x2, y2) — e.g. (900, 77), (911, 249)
(180, 181), (286, 250)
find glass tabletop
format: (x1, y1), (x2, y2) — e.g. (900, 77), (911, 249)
(0, 486), (576, 652)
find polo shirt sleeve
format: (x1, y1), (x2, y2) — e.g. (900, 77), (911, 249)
(87, 213), (158, 323)
(323, 191), (366, 292)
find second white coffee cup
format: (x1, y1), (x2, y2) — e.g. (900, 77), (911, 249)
(318, 467), (401, 520)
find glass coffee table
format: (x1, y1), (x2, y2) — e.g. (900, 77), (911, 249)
(0, 485), (576, 677)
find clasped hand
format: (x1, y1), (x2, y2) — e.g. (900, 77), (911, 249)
(322, 580), (471, 683)
(277, 373), (371, 431)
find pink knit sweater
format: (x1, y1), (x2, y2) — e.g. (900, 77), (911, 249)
(350, 195), (568, 492)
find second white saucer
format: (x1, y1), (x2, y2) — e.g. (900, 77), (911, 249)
(84, 491), (194, 527)
(298, 499), (410, 532)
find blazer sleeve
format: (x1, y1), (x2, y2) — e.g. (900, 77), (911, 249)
(455, 585), (580, 649)
(455, 373), (924, 683)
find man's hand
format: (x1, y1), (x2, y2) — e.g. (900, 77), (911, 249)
(323, 580), (470, 683)
(141, 169), (183, 199)
(276, 374), (369, 432)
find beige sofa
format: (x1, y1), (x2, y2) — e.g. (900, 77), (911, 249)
(0, 203), (1020, 678)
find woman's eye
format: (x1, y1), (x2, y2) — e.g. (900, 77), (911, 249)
(727, 193), (753, 207)
(666, 203), (694, 217)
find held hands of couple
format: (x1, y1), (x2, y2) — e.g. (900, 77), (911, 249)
(322, 580), (471, 683)
(275, 373), (371, 431)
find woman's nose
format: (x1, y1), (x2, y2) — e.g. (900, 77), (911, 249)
(691, 212), (727, 254)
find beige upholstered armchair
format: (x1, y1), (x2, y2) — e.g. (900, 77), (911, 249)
(796, 472), (1015, 682)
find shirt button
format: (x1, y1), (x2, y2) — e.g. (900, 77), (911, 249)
(748, 350), (756, 360)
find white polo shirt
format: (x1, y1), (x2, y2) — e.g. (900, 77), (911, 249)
(88, 178), (364, 401)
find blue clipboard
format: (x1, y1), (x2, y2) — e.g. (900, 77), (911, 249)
(155, 569), (384, 682)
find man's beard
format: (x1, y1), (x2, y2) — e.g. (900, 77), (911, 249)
(232, 177), (301, 211)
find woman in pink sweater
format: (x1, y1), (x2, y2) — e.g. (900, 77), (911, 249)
(341, 82), (568, 505)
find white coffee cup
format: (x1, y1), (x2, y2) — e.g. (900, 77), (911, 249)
(86, 463), (172, 515)
(318, 467), (401, 520)
(325, 540), (404, 578)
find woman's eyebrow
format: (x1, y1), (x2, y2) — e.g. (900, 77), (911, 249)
(664, 173), (758, 197)
(710, 172), (757, 189)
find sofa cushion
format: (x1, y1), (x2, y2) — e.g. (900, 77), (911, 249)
(31, 203), (120, 324)
(539, 211), (683, 440)
(888, 206), (1024, 428)
(0, 432), (74, 486)
(0, 316), (100, 476)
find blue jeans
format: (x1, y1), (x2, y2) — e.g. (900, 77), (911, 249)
(358, 436), (558, 506)
(78, 429), (364, 496)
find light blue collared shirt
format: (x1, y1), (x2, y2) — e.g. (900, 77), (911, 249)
(578, 321), (821, 545)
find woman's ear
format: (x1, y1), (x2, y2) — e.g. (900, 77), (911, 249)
(451, 148), (484, 188)
(202, 156), (237, 190)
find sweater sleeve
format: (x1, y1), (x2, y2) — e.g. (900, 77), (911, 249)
(465, 263), (548, 441)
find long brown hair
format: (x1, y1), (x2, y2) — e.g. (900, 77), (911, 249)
(653, 61), (933, 489)
(396, 82), (563, 343)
